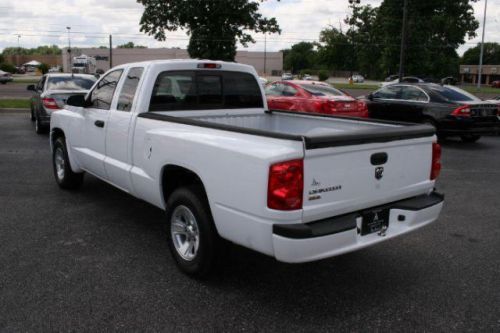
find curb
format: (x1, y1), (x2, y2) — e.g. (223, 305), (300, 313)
(0, 108), (29, 113)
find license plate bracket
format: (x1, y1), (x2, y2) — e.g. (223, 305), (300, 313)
(361, 208), (390, 236)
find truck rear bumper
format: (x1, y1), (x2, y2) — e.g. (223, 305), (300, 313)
(272, 192), (444, 263)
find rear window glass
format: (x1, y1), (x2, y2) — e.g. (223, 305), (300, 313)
(46, 76), (96, 91)
(149, 71), (263, 111)
(300, 84), (343, 97)
(429, 86), (480, 102)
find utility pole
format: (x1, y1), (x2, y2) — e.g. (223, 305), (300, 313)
(16, 35), (21, 66)
(348, 0), (361, 82)
(477, 0), (488, 90)
(66, 26), (71, 73)
(263, 33), (267, 76)
(109, 35), (113, 69)
(398, 0), (408, 82)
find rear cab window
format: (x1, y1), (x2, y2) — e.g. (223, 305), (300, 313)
(149, 71), (263, 111)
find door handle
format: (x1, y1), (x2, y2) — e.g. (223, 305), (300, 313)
(94, 120), (105, 128)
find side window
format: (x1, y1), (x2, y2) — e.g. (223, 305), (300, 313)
(400, 86), (428, 102)
(150, 71), (196, 111)
(283, 84), (298, 97)
(116, 67), (144, 112)
(373, 86), (401, 99)
(265, 83), (284, 96)
(88, 70), (123, 110)
(37, 76), (46, 91)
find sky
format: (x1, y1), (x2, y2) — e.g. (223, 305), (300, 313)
(0, 0), (499, 55)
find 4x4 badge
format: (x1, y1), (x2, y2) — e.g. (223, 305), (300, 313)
(375, 167), (384, 180)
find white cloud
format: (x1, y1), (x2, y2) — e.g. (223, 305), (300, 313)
(0, 0), (498, 55)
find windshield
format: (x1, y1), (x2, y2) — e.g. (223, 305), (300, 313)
(430, 85), (481, 102)
(46, 76), (96, 91)
(300, 84), (343, 97)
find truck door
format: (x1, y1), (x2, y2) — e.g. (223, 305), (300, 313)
(78, 69), (123, 179)
(104, 67), (144, 191)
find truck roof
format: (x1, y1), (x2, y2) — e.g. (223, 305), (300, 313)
(112, 59), (257, 75)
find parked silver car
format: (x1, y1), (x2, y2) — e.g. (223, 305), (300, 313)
(0, 70), (13, 84)
(28, 74), (97, 134)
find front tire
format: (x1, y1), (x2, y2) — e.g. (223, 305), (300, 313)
(52, 137), (84, 189)
(460, 135), (481, 143)
(165, 186), (220, 278)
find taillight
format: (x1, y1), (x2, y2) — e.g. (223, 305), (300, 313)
(322, 101), (338, 114)
(197, 63), (221, 69)
(357, 101), (369, 117)
(42, 98), (60, 110)
(430, 142), (442, 180)
(451, 105), (471, 117)
(268, 159), (304, 210)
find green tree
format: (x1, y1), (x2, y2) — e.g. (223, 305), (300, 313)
(1, 45), (61, 56)
(316, 27), (352, 72)
(461, 42), (500, 65)
(117, 42), (147, 48)
(137, 0), (281, 61)
(283, 42), (317, 73)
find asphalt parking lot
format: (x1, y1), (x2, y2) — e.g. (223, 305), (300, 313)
(0, 110), (499, 331)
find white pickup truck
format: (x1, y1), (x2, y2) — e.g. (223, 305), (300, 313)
(51, 60), (444, 277)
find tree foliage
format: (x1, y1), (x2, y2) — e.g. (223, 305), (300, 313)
(117, 42), (147, 49)
(137, 0), (280, 61)
(283, 42), (317, 73)
(461, 43), (500, 65)
(1, 45), (61, 56)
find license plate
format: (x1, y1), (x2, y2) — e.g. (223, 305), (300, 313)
(361, 208), (389, 236)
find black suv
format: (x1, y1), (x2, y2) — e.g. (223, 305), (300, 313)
(363, 83), (500, 142)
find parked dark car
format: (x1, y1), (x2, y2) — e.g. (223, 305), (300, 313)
(363, 83), (500, 142)
(441, 76), (459, 85)
(491, 81), (500, 88)
(28, 74), (97, 134)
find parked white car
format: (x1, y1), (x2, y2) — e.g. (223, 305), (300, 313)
(51, 60), (444, 277)
(349, 74), (365, 83)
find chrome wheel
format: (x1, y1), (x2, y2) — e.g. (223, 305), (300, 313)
(171, 205), (200, 261)
(54, 147), (65, 181)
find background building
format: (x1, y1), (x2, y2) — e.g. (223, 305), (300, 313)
(460, 64), (500, 85)
(62, 48), (283, 75)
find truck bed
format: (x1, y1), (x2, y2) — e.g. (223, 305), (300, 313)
(139, 110), (435, 149)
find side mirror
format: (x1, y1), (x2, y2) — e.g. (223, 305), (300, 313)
(27, 84), (36, 91)
(66, 95), (87, 107)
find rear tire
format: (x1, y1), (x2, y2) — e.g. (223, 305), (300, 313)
(422, 118), (446, 141)
(30, 107), (35, 121)
(460, 135), (481, 143)
(35, 116), (48, 134)
(165, 185), (220, 278)
(52, 137), (84, 189)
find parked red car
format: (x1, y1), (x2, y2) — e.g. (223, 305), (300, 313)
(265, 80), (368, 117)
(491, 81), (500, 88)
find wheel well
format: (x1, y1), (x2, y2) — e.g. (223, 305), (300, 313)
(51, 128), (65, 146)
(161, 165), (208, 205)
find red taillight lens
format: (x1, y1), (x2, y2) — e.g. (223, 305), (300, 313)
(322, 101), (338, 114)
(42, 98), (60, 110)
(197, 63), (221, 69)
(357, 101), (369, 117)
(268, 159), (304, 211)
(451, 105), (471, 117)
(430, 142), (442, 180)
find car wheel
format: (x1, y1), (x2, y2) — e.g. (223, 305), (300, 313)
(52, 137), (84, 189)
(421, 118), (445, 140)
(460, 135), (481, 143)
(35, 116), (48, 134)
(165, 185), (221, 278)
(30, 107), (35, 121)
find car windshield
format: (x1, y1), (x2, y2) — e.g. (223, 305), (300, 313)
(300, 84), (343, 97)
(429, 85), (481, 102)
(46, 76), (96, 91)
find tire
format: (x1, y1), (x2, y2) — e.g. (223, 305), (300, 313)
(460, 135), (481, 143)
(30, 107), (35, 122)
(35, 116), (48, 134)
(52, 137), (84, 190)
(422, 118), (445, 141)
(165, 185), (220, 278)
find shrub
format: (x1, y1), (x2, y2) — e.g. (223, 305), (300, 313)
(0, 63), (16, 73)
(318, 70), (330, 81)
(38, 63), (49, 74)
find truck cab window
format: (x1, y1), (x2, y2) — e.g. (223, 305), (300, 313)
(116, 67), (144, 112)
(88, 69), (123, 110)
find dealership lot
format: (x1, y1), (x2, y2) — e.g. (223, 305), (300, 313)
(0, 111), (499, 331)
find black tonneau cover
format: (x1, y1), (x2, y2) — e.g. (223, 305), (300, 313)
(138, 110), (435, 149)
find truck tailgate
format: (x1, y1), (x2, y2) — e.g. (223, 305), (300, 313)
(302, 137), (434, 223)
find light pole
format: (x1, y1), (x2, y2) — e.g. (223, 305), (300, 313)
(66, 26), (71, 73)
(264, 32), (267, 76)
(477, 0), (488, 90)
(398, 0), (408, 82)
(348, 0), (361, 82)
